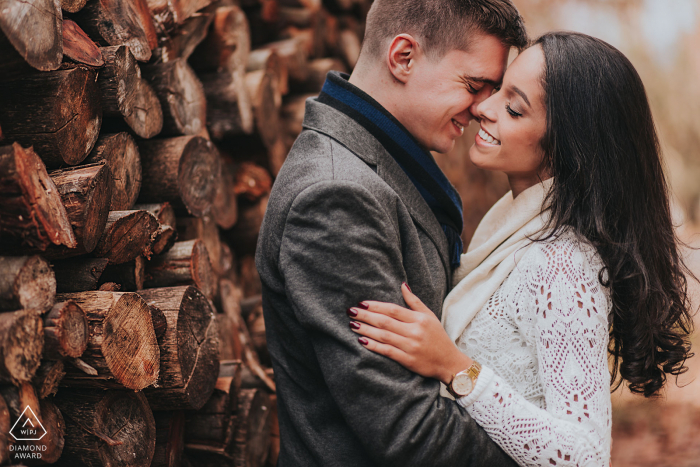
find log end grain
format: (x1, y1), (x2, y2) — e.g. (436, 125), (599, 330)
(0, 310), (43, 386)
(0, 256), (56, 312)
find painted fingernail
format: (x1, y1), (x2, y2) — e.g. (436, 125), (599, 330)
(403, 282), (412, 292)
(358, 302), (369, 309)
(359, 337), (369, 345)
(347, 307), (358, 317)
(349, 321), (361, 330)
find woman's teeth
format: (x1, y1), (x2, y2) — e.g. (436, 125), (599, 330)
(478, 128), (501, 145)
(452, 119), (464, 135)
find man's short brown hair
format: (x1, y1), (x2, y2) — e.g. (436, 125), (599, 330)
(362, 0), (528, 60)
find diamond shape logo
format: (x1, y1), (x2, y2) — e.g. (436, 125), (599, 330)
(9, 406), (46, 441)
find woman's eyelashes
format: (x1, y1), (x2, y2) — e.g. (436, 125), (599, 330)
(506, 103), (522, 117)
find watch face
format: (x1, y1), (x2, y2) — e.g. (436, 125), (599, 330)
(453, 373), (474, 396)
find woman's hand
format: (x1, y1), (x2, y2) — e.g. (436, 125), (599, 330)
(348, 283), (473, 385)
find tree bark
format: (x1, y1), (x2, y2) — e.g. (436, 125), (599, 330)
(293, 57), (345, 93)
(0, 0), (63, 71)
(137, 136), (222, 217)
(153, 3), (216, 62)
(0, 66), (102, 168)
(139, 286), (219, 411)
(99, 256), (146, 291)
(232, 162), (273, 203)
(141, 59), (207, 136)
(73, 0), (157, 62)
(144, 240), (217, 300)
(56, 291), (160, 390)
(232, 388), (272, 467)
(238, 255), (262, 299)
(246, 48), (286, 104)
(96, 47), (163, 139)
(133, 203), (178, 255)
(42, 300), (89, 360)
(259, 38), (308, 83)
(31, 359), (65, 399)
(246, 70), (281, 150)
(151, 410), (185, 467)
(84, 132), (142, 211)
(53, 389), (156, 467)
(62, 18), (104, 66)
(0, 143), (77, 251)
(61, 0), (88, 13)
(190, 5), (250, 72)
(93, 210), (159, 264)
(199, 68), (255, 139)
(51, 258), (110, 293)
(0, 256), (55, 312)
(0, 310), (43, 386)
(40, 162), (113, 259)
(177, 215), (228, 276)
(211, 161), (239, 230)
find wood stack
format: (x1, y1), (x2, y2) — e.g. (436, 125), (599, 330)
(0, 0), (369, 464)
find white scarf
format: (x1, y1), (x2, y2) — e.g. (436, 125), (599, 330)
(441, 178), (554, 342)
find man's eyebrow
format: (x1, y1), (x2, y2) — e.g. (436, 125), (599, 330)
(509, 85), (531, 107)
(462, 75), (501, 87)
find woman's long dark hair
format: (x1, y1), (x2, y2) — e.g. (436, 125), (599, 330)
(534, 32), (695, 397)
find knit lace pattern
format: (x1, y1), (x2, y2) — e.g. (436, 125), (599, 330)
(456, 229), (612, 467)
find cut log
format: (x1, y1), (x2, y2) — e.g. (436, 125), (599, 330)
(151, 410), (185, 467)
(246, 48), (286, 104)
(219, 279), (273, 391)
(133, 202), (178, 255)
(153, 3), (216, 62)
(199, 68), (255, 139)
(238, 255), (262, 299)
(0, 67), (102, 168)
(150, 303), (168, 344)
(244, 296), (268, 366)
(42, 300), (88, 360)
(0, 0), (62, 71)
(99, 256), (146, 291)
(211, 161), (239, 230)
(232, 162), (273, 202)
(62, 0), (88, 13)
(33, 397), (65, 463)
(73, 0), (157, 62)
(338, 27), (360, 69)
(232, 388), (271, 467)
(93, 210), (159, 264)
(246, 70), (281, 150)
(32, 359), (65, 399)
(184, 361), (242, 449)
(51, 258), (109, 293)
(84, 132), (142, 211)
(97, 46), (163, 139)
(294, 57), (346, 93)
(281, 93), (314, 142)
(0, 392), (10, 464)
(190, 5), (251, 72)
(144, 240), (217, 300)
(177, 215), (227, 276)
(227, 195), (268, 257)
(260, 38), (308, 83)
(98, 282), (120, 292)
(53, 389), (156, 467)
(217, 313), (242, 361)
(40, 161), (113, 259)
(56, 291), (160, 390)
(62, 18), (104, 66)
(139, 286), (219, 411)
(142, 59), (206, 136)
(146, 0), (185, 33)
(0, 143), (76, 251)
(0, 310), (43, 386)
(0, 256), (55, 312)
(137, 136), (222, 217)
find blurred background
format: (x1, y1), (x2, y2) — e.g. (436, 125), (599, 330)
(433, 1), (700, 465)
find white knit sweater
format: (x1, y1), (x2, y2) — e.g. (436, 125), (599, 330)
(456, 229), (613, 467)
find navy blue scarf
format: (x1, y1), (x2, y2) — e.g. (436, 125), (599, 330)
(318, 71), (464, 269)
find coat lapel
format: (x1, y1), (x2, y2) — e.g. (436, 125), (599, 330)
(302, 98), (453, 283)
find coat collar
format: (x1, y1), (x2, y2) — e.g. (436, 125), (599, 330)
(302, 97), (452, 284)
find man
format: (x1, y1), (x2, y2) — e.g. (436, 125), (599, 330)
(256, 1), (528, 465)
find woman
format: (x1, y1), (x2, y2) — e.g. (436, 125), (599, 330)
(347, 32), (695, 466)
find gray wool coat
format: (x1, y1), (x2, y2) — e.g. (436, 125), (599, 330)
(255, 97), (517, 467)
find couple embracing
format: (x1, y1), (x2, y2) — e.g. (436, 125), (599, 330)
(255, 0), (695, 466)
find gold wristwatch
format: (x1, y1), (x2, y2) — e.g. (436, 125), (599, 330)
(446, 361), (482, 398)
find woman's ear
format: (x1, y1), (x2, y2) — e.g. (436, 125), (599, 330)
(386, 34), (419, 84)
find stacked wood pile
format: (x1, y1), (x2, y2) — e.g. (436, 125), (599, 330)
(0, 0), (369, 465)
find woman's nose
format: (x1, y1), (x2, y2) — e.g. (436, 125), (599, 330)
(474, 95), (498, 122)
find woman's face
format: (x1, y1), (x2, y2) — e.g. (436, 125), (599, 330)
(469, 45), (548, 195)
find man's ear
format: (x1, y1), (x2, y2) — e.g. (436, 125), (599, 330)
(387, 34), (419, 84)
